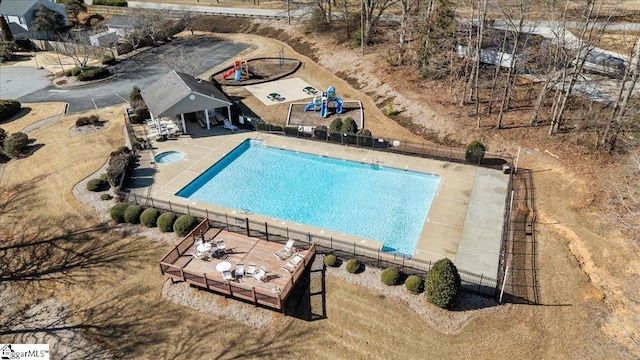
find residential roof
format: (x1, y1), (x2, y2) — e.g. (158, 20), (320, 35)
(106, 15), (130, 28)
(0, 0), (54, 16)
(141, 70), (232, 118)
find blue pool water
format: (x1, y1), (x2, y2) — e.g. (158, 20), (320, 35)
(177, 140), (440, 255)
(155, 151), (184, 164)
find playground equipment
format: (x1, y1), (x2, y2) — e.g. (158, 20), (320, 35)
(304, 86), (343, 118)
(222, 60), (250, 81)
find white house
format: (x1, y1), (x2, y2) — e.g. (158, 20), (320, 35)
(0, 0), (69, 40)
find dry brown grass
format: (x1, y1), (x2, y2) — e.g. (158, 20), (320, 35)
(0, 102), (66, 134)
(1, 24), (638, 359)
(0, 105), (126, 219)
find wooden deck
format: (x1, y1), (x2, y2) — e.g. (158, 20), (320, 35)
(160, 219), (315, 312)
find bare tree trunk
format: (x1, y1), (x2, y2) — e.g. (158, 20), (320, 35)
(548, 0), (609, 135)
(398, 0), (416, 65)
(488, 29), (508, 114)
(459, 0), (475, 106)
(474, 0), (489, 123)
(496, 3), (527, 129)
(602, 39), (640, 151)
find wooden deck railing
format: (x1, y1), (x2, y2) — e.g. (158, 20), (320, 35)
(160, 218), (316, 311)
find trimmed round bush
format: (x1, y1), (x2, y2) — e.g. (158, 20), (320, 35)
(328, 118), (343, 132)
(425, 258), (461, 309)
(341, 117), (357, 133)
(380, 267), (401, 286)
(405, 275), (423, 294)
(100, 193), (113, 201)
(465, 140), (486, 164)
(323, 254), (338, 267)
(86, 178), (107, 192)
(345, 258), (361, 274)
(123, 205), (144, 224)
(3, 132), (29, 157)
(173, 214), (199, 236)
(0, 99), (21, 120)
(140, 208), (160, 227)
(110, 202), (129, 223)
(157, 212), (178, 233)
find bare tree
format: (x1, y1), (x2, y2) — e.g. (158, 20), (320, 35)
(548, 0), (613, 135)
(495, 0), (530, 129)
(601, 38), (640, 151)
(58, 31), (95, 70)
(362, 0), (399, 45)
(397, 0), (418, 65)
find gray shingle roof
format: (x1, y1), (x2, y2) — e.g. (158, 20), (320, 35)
(0, 0), (40, 16)
(141, 70), (232, 118)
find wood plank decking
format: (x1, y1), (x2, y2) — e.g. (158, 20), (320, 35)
(160, 219), (315, 311)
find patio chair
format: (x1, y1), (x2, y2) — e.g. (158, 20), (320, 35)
(274, 239), (296, 260)
(191, 250), (201, 259)
(254, 266), (267, 282)
(217, 241), (226, 253)
(282, 254), (305, 273)
(235, 263), (245, 279)
(223, 119), (238, 131)
(222, 270), (233, 281)
(246, 263), (256, 277)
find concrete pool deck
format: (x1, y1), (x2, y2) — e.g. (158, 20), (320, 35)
(130, 125), (509, 279)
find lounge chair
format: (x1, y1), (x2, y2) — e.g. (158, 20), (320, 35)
(223, 119), (238, 131)
(235, 263), (244, 279)
(274, 239), (295, 260)
(254, 266), (267, 282)
(282, 254), (305, 273)
(216, 241), (227, 253)
(246, 264), (256, 277)
(222, 270), (233, 281)
(214, 112), (226, 123)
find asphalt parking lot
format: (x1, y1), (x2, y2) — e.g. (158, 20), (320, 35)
(4, 37), (248, 113)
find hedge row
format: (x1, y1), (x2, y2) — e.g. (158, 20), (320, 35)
(93, 0), (128, 6)
(109, 204), (200, 236)
(78, 67), (110, 81)
(324, 255), (460, 309)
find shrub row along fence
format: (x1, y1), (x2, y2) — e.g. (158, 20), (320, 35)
(251, 125), (513, 171)
(123, 194), (500, 297)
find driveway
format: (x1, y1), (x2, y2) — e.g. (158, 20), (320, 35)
(0, 66), (52, 99)
(13, 37), (249, 113)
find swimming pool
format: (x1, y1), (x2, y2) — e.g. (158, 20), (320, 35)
(177, 140), (440, 255)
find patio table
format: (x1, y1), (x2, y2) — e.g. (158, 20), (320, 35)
(197, 243), (212, 253)
(216, 261), (232, 272)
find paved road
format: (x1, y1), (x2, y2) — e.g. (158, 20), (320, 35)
(13, 38), (248, 113)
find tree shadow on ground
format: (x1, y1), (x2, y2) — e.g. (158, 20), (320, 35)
(0, 107), (32, 125)
(0, 217), (149, 288)
(0, 286), (177, 360)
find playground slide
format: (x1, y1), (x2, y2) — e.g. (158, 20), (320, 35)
(304, 103), (318, 112)
(234, 70), (242, 81)
(336, 98), (344, 114)
(320, 102), (328, 118)
(222, 68), (235, 79)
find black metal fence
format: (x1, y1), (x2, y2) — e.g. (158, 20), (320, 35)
(125, 194), (499, 297)
(251, 122), (512, 171)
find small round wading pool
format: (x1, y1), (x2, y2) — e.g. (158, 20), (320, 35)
(155, 151), (184, 164)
